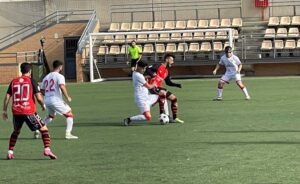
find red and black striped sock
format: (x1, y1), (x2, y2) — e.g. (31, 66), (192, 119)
(158, 96), (166, 114)
(40, 130), (51, 148)
(171, 97), (178, 120)
(8, 131), (20, 151)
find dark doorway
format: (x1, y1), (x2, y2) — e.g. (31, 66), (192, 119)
(64, 37), (80, 80)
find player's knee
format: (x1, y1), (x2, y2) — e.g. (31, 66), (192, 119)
(236, 81), (245, 89)
(64, 111), (74, 118)
(40, 126), (48, 131)
(143, 112), (152, 121)
(49, 114), (55, 119)
(218, 82), (224, 89)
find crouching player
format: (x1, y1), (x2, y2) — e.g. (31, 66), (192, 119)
(123, 61), (166, 126)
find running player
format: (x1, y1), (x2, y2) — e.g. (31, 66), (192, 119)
(212, 46), (250, 100)
(35, 60), (78, 139)
(2, 62), (57, 160)
(123, 61), (165, 126)
(145, 54), (184, 123)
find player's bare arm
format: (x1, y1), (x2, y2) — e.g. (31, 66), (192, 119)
(213, 64), (221, 75)
(35, 92), (46, 111)
(237, 64), (242, 73)
(2, 93), (11, 120)
(59, 84), (72, 102)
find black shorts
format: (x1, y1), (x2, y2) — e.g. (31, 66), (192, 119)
(149, 87), (172, 97)
(13, 113), (45, 131)
(131, 59), (139, 67)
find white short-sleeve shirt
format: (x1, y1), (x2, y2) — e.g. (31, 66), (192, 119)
(132, 71), (149, 103)
(219, 54), (241, 75)
(41, 72), (65, 102)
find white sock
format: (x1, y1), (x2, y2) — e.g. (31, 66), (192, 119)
(130, 115), (146, 122)
(164, 100), (169, 116)
(217, 88), (223, 97)
(43, 116), (53, 125)
(242, 87), (250, 98)
(66, 117), (74, 133)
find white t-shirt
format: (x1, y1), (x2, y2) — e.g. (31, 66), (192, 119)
(41, 72), (65, 101)
(132, 71), (148, 103)
(219, 54), (241, 75)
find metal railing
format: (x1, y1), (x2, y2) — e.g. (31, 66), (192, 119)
(78, 10), (97, 53)
(0, 10), (94, 50)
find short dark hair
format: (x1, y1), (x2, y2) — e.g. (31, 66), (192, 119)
(164, 53), (175, 61)
(225, 46), (232, 53)
(137, 61), (147, 68)
(20, 62), (32, 74)
(53, 60), (63, 69)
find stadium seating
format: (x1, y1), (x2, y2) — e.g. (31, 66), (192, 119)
(198, 20), (208, 28)
(288, 27), (299, 37)
(115, 35), (125, 43)
(159, 33), (170, 41)
(164, 21), (175, 30)
(126, 34), (136, 42)
(142, 22), (153, 30)
(213, 42), (223, 51)
(231, 18), (242, 28)
(264, 28), (275, 38)
(285, 39), (296, 49)
(209, 19), (219, 28)
(177, 43), (188, 52)
(108, 23), (119, 32)
(102, 35), (114, 43)
(120, 45), (129, 54)
(280, 16), (291, 26)
(188, 43), (200, 52)
(148, 33), (159, 41)
(194, 32), (205, 40)
(205, 32), (215, 40)
(261, 40), (272, 50)
(186, 20), (197, 29)
(120, 23), (131, 31)
(200, 42), (212, 52)
(291, 16), (300, 26)
(143, 44), (154, 53)
(220, 19), (231, 27)
(182, 32), (193, 40)
(97, 46), (108, 55)
(268, 17), (279, 26)
(131, 22), (142, 31)
(109, 45), (120, 55)
(166, 43), (177, 52)
(276, 28), (287, 38)
(297, 39), (300, 48)
(216, 31), (227, 39)
(155, 44), (166, 53)
(170, 33), (182, 41)
(137, 34), (147, 42)
(175, 21), (186, 29)
(153, 21), (164, 30)
(274, 40), (284, 49)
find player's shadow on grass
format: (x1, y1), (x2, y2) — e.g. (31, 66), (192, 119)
(0, 158), (50, 161)
(74, 122), (123, 127)
(0, 137), (67, 140)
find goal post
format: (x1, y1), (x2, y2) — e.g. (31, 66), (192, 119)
(88, 28), (235, 82)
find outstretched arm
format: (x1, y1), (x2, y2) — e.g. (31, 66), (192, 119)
(237, 64), (242, 73)
(165, 74), (181, 88)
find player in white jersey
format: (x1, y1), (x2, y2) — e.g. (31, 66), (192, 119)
(212, 46), (250, 100)
(34, 60), (78, 139)
(123, 61), (166, 126)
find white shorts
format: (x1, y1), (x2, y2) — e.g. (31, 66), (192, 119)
(221, 73), (241, 83)
(135, 94), (159, 114)
(45, 100), (71, 116)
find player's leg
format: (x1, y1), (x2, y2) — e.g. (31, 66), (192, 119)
(25, 113), (57, 159)
(34, 106), (56, 139)
(215, 75), (229, 100)
(52, 101), (78, 139)
(166, 91), (184, 123)
(7, 115), (24, 160)
(157, 88), (169, 116)
(123, 101), (152, 126)
(236, 79), (250, 100)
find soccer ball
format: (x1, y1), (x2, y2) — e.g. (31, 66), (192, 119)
(160, 113), (169, 125)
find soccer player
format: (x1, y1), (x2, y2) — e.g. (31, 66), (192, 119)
(128, 40), (142, 73)
(145, 54), (184, 123)
(123, 61), (164, 126)
(35, 60), (78, 139)
(2, 62), (57, 160)
(212, 46), (250, 100)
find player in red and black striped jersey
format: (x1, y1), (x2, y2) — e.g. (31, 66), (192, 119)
(2, 62), (57, 160)
(145, 54), (184, 123)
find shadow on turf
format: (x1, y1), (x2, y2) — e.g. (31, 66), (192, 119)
(202, 141), (300, 145)
(0, 137), (67, 141)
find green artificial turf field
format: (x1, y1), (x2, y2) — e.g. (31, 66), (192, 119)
(1, 77), (300, 184)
